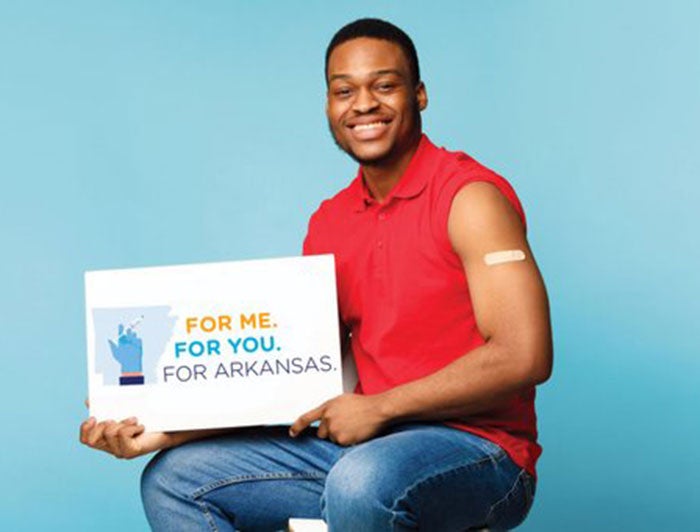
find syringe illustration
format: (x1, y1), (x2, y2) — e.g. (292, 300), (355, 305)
(119, 315), (145, 337)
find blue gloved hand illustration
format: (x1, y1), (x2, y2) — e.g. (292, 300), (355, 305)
(108, 323), (145, 385)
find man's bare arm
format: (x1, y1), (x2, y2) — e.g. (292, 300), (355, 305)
(378, 181), (552, 422)
(291, 181), (552, 444)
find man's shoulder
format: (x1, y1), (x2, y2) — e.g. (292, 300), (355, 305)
(309, 176), (361, 222)
(431, 143), (499, 184)
(426, 138), (526, 227)
(302, 176), (360, 255)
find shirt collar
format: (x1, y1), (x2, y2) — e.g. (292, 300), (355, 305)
(353, 134), (437, 212)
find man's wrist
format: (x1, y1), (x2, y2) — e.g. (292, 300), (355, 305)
(376, 389), (407, 426)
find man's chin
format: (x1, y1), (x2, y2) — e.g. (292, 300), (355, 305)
(346, 150), (391, 166)
(336, 142), (393, 166)
(328, 125), (389, 165)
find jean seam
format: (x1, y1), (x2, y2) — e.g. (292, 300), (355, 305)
(191, 471), (326, 499)
(197, 499), (220, 532)
(483, 467), (527, 525)
(388, 447), (508, 529)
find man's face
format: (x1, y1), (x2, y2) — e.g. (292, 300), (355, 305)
(326, 37), (427, 167)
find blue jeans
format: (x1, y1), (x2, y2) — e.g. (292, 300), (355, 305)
(141, 424), (535, 531)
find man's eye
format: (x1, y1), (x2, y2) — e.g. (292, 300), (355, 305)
(334, 88), (353, 98)
(376, 83), (395, 92)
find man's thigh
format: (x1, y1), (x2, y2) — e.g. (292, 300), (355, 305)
(322, 424), (534, 531)
(141, 426), (343, 531)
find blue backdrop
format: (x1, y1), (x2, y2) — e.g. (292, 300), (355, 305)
(1, 1), (698, 530)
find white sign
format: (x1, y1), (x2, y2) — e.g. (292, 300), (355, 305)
(85, 255), (343, 432)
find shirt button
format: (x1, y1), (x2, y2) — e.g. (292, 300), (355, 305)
(378, 241), (383, 248)
(378, 213), (387, 220)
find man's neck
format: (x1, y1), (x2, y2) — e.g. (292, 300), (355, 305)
(362, 135), (422, 203)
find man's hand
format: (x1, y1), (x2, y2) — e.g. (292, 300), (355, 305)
(289, 393), (390, 446)
(80, 417), (170, 459)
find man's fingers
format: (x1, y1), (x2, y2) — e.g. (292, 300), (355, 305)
(118, 417), (143, 439)
(81, 415), (143, 459)
(82, 417), (141, 458)
(316, 421), (329, 440)
(110, 420), (139, 458)
(103, 421), (121, 454)
(86, 420), (110, 447)
(80, 417), (96, 444)
(289, 404), (326, 437)
(119, 422), (144, 439)
(116, 423), (145, 458)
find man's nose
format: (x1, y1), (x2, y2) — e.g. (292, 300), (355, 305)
(352, 87), (379, 113)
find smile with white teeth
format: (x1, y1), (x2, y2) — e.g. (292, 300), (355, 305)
(352, 121), (387, 130)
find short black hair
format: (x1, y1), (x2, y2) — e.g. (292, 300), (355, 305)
(325, 18), (420, 86)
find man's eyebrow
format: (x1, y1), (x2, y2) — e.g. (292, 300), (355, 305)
(372, 69), (404, 78)
(328, 73), (352, 82)
(328, 69), (406, 83)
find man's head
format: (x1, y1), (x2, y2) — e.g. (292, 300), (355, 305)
(325, 18), (421, 88)
(325, 19), (427, 168)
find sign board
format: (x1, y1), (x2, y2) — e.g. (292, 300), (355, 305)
(85, 255), (342, 432)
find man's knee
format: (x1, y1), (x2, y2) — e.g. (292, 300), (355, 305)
(141, 447), (193, 515)
(322, 450), (413, 529)
(141, 450), (170, 505)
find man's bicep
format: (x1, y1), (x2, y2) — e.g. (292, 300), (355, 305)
(448, 182), (551, 381)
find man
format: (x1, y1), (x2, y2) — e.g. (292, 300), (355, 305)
(80, 18), (552, 531)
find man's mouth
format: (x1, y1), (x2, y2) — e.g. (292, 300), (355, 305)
(347, 119), (392, 140)
(351, 121), (390, 131)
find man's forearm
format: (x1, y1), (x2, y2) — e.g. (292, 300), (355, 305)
(377, 340), (548, 425)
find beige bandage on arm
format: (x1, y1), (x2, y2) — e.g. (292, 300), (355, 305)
(484, 249), (526, 266)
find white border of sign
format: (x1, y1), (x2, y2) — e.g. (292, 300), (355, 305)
(85, 254), (343, 432)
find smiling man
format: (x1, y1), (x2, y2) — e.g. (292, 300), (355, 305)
(81, 18), (551, 531)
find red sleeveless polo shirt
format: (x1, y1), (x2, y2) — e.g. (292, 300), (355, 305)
(303, 135), (541, 476)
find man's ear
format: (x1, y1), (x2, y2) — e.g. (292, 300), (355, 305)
(416, 82), (428, 112)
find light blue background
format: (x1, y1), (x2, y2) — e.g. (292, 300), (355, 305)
(1, 1), (698, 530)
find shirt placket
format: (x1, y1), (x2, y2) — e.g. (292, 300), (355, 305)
(375, 203), (390, 297)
